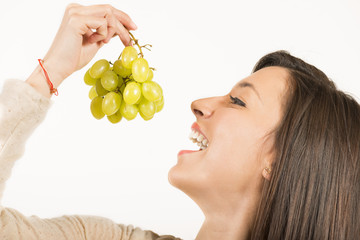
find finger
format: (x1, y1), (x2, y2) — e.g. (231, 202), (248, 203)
(112, 9), (137, 31)
(104, 12), (131, 45)
(88, 33), (105, 44)
(115, 21), (132, 46)
(66, 4), (134, 45)
(71, 4), (137, 30)
(70, 4), (111, 18)
(103, 26), (116, 43)
(103, 13), (117, 43)
(78, 16), (108, 43)
(84, 29), (94, 39)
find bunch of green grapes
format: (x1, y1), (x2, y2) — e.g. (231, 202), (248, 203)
(83, 34), (164, 124)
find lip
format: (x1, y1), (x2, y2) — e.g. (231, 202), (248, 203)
(177, 150), (199, 156)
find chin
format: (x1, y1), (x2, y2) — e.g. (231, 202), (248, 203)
(168, 162), (209, 202)
(168, 164), (183, 189)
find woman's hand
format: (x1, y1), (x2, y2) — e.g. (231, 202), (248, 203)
(26, 4), (137, 98)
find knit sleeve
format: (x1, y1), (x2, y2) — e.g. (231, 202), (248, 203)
(0, 79), (52, 207)
(0, 208), (170, 240)
(0, 79), (181, 240)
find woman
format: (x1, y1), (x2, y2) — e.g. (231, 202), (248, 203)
(0, 3), (359, 240)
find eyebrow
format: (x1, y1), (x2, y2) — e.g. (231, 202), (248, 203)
(237, 81), (263, 103)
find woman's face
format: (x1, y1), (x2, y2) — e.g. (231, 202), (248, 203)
(168, 66), (289, 205)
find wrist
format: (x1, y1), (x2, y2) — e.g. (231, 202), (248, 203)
(26, 59), (64, 98)
(41, 57), (66, 88)
(26, 66), (52, 98)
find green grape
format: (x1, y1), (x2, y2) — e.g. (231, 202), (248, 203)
(95, 79), (109, 96)
(120, 102), (139, 120)
(119, 83), (125, 93)
(84, 69), (98, 86)
(154, 95), (164, 113)
(135, 94), (144, 104)
(107, 110), (123, 124)
(89, 86), (98, 100)
(138, 98), (155, 118)
(102, 92), (122, 116)
(142, 81), (162, 102)
(113, 60), (132, 78)
(132, 58), (149, 83)
(123, 81), (141, 105)
(139, 112), (155, 121)
(90, 96), (105, 119)
(101, 70), (118, 91)
(117, 76), (124, 87)
(117, 77), (125, 92)
(139, 111), (154, 121)
(85, 34), (162, 123)
(89, 59), (110, 78)
(146, 69), (154, 81)
(156, 81), (163, 94)
(121, 46), (138, 69)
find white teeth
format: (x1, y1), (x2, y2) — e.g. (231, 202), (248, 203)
(189, 132), (193, 139)
(189, 129), (209, 150)
(194, 131), (200, 138)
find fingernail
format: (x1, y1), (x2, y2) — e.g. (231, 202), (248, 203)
(132, 22), (138, 30)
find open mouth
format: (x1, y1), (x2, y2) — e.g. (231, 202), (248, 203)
(178, 122), (210, 157)
(189, 123), (209, 150)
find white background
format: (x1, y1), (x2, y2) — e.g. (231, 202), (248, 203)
(0, 0), (359, 239)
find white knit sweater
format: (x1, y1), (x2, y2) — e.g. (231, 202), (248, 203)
(0, 79), (179, 240)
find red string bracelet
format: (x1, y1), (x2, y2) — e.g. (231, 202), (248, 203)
(38, 59), (58, 96)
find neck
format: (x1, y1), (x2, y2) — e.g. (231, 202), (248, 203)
(194, 193), (260, 240)
(196, 215), (250, 240)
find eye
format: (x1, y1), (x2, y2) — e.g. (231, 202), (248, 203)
(230, 95), (246, 107)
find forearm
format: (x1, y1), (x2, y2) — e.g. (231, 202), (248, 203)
(0, 80), (179, 240)
(0, 79), (51, 206)
(0, 208), (161, 240)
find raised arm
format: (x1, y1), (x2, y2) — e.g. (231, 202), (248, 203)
(0, 79), (163, 239)
(0, 4), (180, 240)
(0, 1), (137, 210)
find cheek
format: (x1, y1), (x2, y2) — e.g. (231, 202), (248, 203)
(209, 113), (263, 162)
(204, 144), (260, 193)
(199, 114), (265, 190)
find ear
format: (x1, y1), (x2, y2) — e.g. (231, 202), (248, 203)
(262, 167), (272, 181)
(260, 134), (276, 181)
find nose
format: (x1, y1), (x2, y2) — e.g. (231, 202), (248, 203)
(191, 97), (217, 119)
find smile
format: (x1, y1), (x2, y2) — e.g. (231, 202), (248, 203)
(189, 123), (209, 150)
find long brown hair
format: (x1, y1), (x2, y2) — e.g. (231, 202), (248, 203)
(251, 51), (360, 239)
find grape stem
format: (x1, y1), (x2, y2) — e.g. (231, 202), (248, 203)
(129, 32), (143, 58)
(128, 31), (152, 58)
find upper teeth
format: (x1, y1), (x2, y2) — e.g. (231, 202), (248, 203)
(189, 130), (209, 150)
